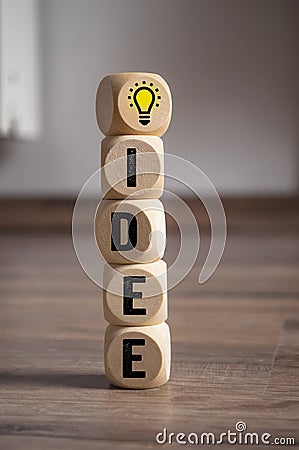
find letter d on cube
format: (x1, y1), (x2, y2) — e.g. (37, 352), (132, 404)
(95, 199), (166, 264)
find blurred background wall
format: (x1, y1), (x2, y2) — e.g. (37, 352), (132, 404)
(0, 0), (298, 198)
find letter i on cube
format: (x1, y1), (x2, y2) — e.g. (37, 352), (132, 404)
(95, 73), (172, 389)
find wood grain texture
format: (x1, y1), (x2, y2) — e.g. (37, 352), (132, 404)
(0, 197), (298, 449)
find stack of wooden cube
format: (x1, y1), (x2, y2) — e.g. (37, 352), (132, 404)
(95, 72), (172, 389)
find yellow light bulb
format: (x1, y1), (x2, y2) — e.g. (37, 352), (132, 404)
(133, 87), (155, 125)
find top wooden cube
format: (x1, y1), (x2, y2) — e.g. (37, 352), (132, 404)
(96, 73), (172, 136)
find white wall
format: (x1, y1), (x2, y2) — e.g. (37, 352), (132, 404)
(0, 0), (40, 138)
(0, 0), (298, 197)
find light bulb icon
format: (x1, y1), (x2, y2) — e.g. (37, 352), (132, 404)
(128, 81), (161, 125)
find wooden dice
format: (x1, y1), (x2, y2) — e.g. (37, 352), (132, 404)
(96, 73), (172, 136)
(101, 135), (164, 199)
(103, 260), (167, 326)
(95, 72), (172, 389)
(105, 323), (171, 389)
(95, 199), (166, 264)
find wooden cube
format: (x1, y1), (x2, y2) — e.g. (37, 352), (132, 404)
(104, 322), (171, 389)
(103, 260), (167, 326)
(95, 199), (166, 264)
(96, 72), (172, 136)
(101, 135), (164, 199)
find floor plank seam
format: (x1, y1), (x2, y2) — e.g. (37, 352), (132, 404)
(262, 315), (288, 399)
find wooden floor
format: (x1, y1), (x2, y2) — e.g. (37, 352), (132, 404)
(0, 198), (298, 449)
